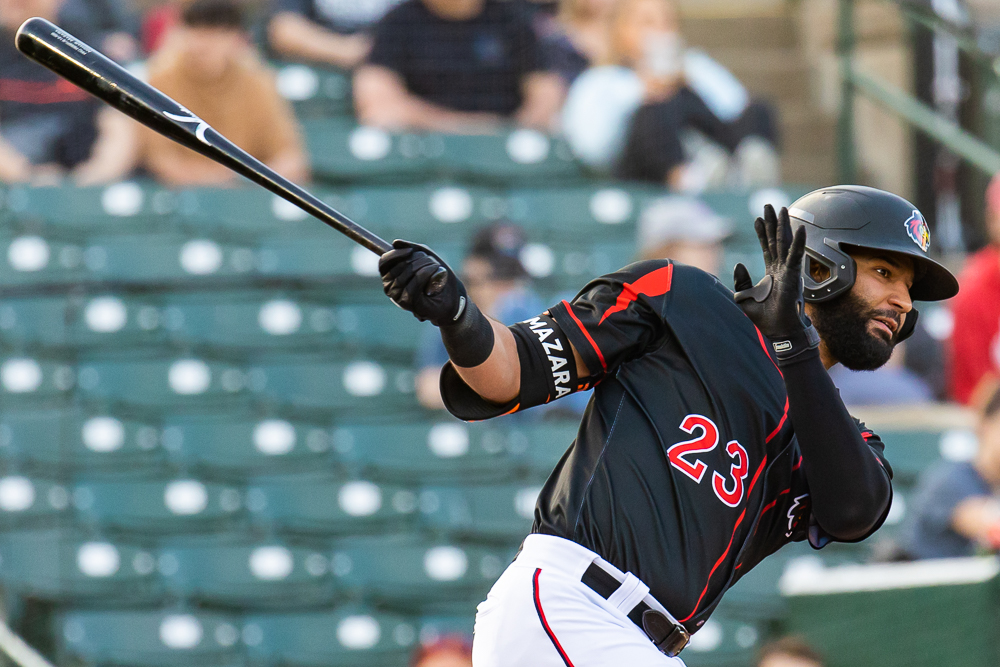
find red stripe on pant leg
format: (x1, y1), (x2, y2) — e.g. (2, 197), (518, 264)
(533, 568), (575, 667)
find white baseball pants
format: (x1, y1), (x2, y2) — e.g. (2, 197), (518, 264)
(471, 534), (686, 667)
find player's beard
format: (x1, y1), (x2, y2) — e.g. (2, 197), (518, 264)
(809, 291), (899, 371)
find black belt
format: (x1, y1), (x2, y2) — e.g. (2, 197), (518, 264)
(581, 562), (691, 657)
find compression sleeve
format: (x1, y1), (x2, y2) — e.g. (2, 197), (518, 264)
(781, 348), (893, 542)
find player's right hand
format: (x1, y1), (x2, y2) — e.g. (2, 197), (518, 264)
(379, 239), (469, 327)
(732, 205), (810, 339)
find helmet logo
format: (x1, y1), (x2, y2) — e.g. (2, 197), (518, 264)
(904, 210), (930, 252)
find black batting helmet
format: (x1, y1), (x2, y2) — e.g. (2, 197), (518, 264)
(788, 185), (959, 302)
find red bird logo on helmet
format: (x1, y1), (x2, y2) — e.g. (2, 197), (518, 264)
(904, 210), (930, 252)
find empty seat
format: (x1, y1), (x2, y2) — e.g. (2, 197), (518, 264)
(81, 233), (245, 283)
(249, 357), (415, 412)
(73, 478), (242, 534)
(0, 355), (74, 400)
(66, 294), (169, 349)
(58, 609), (242, 666)
(0, 233), (88, 287)
(506, 186), (645, 236)
(438, 131), (585, 184)
(173, 186), (341, 234)
(304, 120), (433, 183)
(419, 482), (539, 541)
(75, 357), (248, 407)
(4, 182), (171, 229)
(0, 296), (68, 347)
(680, 611), (764, 667)
(160, 415), (335, 476)
(331, 535), (514, 608)
(255, 232), (369, 280)
(346, 185), (494, 242)
(246, 474), (414, 535)
(159, 541), (336, 606)
(275, 62), (353, 119)
(0, 529), (160, 602)
(244, 607), (414, 667)
(0, 475), (70, 527)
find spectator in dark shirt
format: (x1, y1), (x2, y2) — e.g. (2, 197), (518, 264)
(267, 0), (401, 69)
(354, 0), (565, 132)
(535, 0), (615, 85)
(0, 0), (137, 184)
(901, 385), (1000, 559)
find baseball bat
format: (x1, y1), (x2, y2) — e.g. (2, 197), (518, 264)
(14, 17), (447, 292)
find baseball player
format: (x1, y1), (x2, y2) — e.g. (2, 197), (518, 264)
(378, 186), (959, 666)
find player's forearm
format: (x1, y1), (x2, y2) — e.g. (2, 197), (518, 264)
(449, 319), (520, 404)
(269, 14), (370, 68)
(781, 350), (892, 540)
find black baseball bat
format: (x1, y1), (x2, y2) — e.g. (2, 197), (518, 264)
(14, 17), (447, 292)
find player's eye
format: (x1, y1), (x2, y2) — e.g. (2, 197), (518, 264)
(875, 267), (890, 279)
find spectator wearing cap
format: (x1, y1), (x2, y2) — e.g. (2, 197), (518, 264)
(353, 0), (565, 133)
(0, 0), (137, 184)
(948, 174), (1000, 406)
(636, 197), (730, 275)
(415, 223), (545, 411)
(268, 0), (402, 70)
(757, 637), (825, 667)
(140, 0), (308, 186)
(900, 385), (1000, 559)
(411, 635), (472, 667)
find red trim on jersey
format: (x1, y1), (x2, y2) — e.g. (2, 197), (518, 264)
(598, 264), (674, 324)
(754, 326), (783, 378)
(561, 300), (607, 372)
(792, 455), (803, 472)
(765, 398), (789, 444)
(679, 456), (768, 624)
(533, 568), (575, 667)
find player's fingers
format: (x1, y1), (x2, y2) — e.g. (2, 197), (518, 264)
(776, 207), (793, 260)
(753, 217), (771, 263)
(733, 262), (754, 292)
(378, 246), (414, 274)
(786, 225), (807, 270)
(763, 204), (778, 262)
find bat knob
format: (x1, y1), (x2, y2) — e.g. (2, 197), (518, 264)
(425, 267), (449, 296)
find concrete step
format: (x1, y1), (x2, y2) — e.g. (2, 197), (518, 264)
(702, 48), (813, 103)
(684, 14), (799, 51)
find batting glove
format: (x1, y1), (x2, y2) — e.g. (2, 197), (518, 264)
(379, 240), (468, 327)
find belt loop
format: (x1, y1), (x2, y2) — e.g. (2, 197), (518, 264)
(606, 573), (649, 613)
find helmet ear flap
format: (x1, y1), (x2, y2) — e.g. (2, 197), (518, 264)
(896, 307), (919, 343)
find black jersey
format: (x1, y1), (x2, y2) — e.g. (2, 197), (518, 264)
(524, 261), (892, 632)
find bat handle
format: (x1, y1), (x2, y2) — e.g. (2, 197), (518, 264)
(425, 267), (449, 296)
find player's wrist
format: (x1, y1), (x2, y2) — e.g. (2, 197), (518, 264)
(441, 299), (495, 368)
(768, 322), (820, 366)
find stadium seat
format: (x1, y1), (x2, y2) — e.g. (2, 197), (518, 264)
(0, 475), (69, 527)
(173, 186), (345, 236)
(160, 415), (335, 477)
(680, 610), (764, 667)
(0, 233), (88, 287)
(331, 534), (514, 609)
(65, 293), (170, 350)
(58, 609), (242, 666)
(0, 355), (74, 401)
(332, 421), (524, 483)
(0, 529), (160, 602)
(249, 357), (416, 412)
(505, 186), (646, 237)
(879, 429), (955, 483)
(275, 62), (353, 119)
(243, 606), (414, 667)
(81, 233), (245, 283)
(255, 231), (371, 280)
(73, 478), (243, 534)
(75, 357), (248, 408)
(246, 473), (415, 535)
(4, 183), (171, 230)
(304, 120), (434, 183)
(158, 541), (336, 607)
(418, 482), (540, 541)
(437, 131), (585, 184)
(0, 296), (68, 347)
(345, 185), (495, 243)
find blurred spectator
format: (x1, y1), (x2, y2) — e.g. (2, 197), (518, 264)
(561, 0), (780, 191)
(141, 0), (191, 55)
(636, 196), (730, 276)
(140, 0), (308, 187)
(948, 173), (1000, 406)
(411, 635), (473, 667)
(268, 0), (401, 69)
(415, 223), (544, 410)
(829, 342), (933, 406)
(900, 385), (1000, 559)
(353, 0), (565, 132)
(0, 0), (137, 184)
(757, 637), (825, 667)
(536, 0), (616, 85)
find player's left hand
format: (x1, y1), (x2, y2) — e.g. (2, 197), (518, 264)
(733, 205), (811, 339)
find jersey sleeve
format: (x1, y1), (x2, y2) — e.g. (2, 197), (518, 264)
(807, 418), (894, 549)
(548, 260), (675, 380)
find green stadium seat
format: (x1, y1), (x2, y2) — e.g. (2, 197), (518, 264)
(246, 474), (414, 535)
(274, 62), (353, 119)
(173, 186), (347, 236)
(304, 120), (434, 183)
(255, 231), (371, 280)
(66, 293), (169, 349)
(159, 541), (336, 606)
(680, 610), (765, 667)
(81, 233), (245, 283)
(73, 478), (242, 534)
(4, 182), (172, 230)
(58, 609), (242, 666)
(75, 357), (248, 407)
(249, 357), (416, 412)
(419, 482), (539, 541)
(438, 131), (585, 184)
(879, 429), (954, 483)
(344, 185), (495, 242)
(0, 355), (74, 400)
(332, 534), (514, 608)
(505, 186), (646, 237)
(0, 529), (160, 602)
(243, 607), (414, 667)
(0, 296), (68, 347)
(0, 234), (88, 287)
(333, 421), (523, 483)
(0, 475), (69, 527)
(160, 415), (335, 476)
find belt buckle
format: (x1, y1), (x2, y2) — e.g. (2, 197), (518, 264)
(641, 610), (691, 658)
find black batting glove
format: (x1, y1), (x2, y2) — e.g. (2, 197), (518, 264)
(379, 239), (467, 327)
(733, 205), (820, 363)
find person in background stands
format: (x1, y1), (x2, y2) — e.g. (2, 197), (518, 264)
(901, 385), (1000, 559)
(948, 173), (1000, 406)
(0, 0), (137, 185)
(353, 0), (565, 133)
(140, 0), (308, 187)
(536, 0), (616, 86)
(757, 637), (826, 667)
(635, 196), (730, 276)
(411, 635), (473, 667)
(268, 0), (402, 70)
